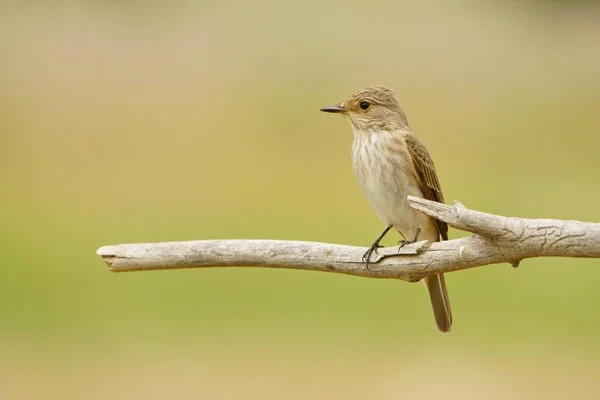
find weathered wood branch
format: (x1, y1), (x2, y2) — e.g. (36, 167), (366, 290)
(96, 197), (600, 282)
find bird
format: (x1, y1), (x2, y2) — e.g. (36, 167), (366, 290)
(320, 85), (452, 332)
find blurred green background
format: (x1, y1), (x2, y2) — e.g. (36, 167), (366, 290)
(2, 0), (600, 398)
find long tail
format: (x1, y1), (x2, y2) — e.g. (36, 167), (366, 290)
(424, 273), (452, 333)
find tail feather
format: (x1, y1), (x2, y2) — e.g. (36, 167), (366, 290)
(424, 273), (452, 333)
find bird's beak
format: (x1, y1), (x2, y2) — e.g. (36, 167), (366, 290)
(320, 104), (346, 113)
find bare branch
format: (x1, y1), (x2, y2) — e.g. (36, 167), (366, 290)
(96, 197), (600, 281)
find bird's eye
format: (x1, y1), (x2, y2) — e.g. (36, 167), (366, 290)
(359, 101), (371, 110)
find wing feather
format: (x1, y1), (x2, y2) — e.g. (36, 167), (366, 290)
(404, 134), (448, 241)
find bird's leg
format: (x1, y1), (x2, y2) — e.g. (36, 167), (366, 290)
(362, 225), (392, 269)
(398, 227), (421, 251)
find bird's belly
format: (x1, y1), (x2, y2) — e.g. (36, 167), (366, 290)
(359, 171), (424, 238)
(352, 133), (438, 241)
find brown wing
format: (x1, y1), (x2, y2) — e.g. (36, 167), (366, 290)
(404, 134), (448, 241)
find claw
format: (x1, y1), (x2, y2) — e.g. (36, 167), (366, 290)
(397, 239), (409, 252)
(397, 228), (421, 253)
(362, 244), (382, 270)
(362, 225), (393, 271)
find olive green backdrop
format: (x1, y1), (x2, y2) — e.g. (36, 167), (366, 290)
(2, 1), (600, 398)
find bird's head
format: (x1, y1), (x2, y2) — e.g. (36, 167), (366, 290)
(320, 85), (409, 133)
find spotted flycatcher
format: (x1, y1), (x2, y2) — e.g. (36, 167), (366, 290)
(320, 85), (452, 332)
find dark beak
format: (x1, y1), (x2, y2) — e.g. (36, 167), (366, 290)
(320, 104), (346, 113)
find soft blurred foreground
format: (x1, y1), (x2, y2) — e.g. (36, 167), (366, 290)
(2, 1), (600, 399)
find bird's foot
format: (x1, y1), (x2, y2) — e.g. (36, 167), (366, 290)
(397, 228), (421, 253)
(362, 244), (383, 270)
(361, 225), (393, 270)
(397, 239), (411, 250)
